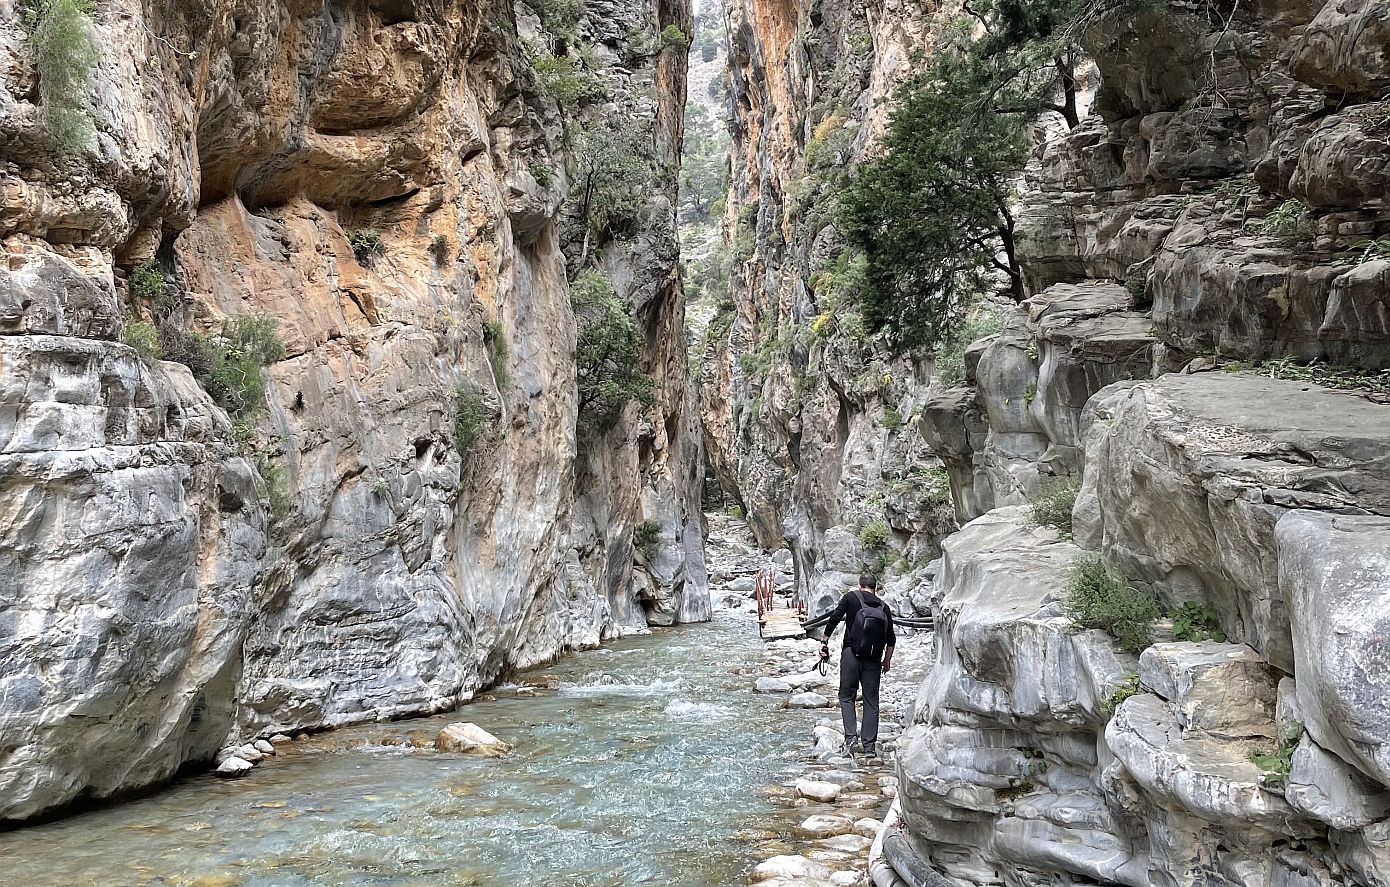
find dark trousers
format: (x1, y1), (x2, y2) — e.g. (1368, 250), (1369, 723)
(838, 646), (881, 746)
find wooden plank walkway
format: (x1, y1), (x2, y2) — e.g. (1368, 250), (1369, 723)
(760, 607), (805, 640)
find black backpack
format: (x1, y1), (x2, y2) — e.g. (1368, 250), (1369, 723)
(847, 591), (890, 660)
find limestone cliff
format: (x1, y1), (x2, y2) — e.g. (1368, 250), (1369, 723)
(710, 0), (1390, 885)
(704, 0), (950, 618)
(0, 0), (706, 822)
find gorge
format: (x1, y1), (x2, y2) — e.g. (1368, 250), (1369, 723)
(3, 0), (1390, 886)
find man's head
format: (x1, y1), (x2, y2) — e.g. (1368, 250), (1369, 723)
(859, 573), (877, 591)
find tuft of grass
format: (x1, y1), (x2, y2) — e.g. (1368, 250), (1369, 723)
(1100, 673), (1141, 717)
(1025, 479), (1080, 540)
(1170, 601), (1226, 642)
(530, 162), (554, 188)
(1066, 555), (1159, 654)
(857, 520), (891, 552)
(120, 317), (162, 361)
(1224, 357), (1390, 399)
(483, 317), (510, 389)
(347, 228), (383, 264)
(1023, 382), (1037, 405)
(881, 406), (903, 430)
(1255, 200), (1312, 239)
(1250, 721), (1302, 787)
(454, 385), (488, 451)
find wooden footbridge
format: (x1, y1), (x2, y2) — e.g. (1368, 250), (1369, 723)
(754, 568), (935, 640)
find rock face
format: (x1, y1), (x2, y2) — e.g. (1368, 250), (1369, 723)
(723, 1), (1390, 886)
(0, 0), (706, 822)
(702, 0), (952, 617)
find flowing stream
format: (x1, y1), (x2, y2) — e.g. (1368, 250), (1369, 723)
(0, 610), (825, 887)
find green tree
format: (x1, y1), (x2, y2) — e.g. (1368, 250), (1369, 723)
(840, 0), (1094, 352)
(572, 270), (657, 425)
(679, 104), (729, 219)
(22, 0), (100, 154)
(567, 126), (649, 262)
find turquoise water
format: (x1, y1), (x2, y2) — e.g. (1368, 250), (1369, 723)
(0, 612), (822, 886)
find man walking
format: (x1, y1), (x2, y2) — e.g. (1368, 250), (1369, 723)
(820, 573), (895, 757)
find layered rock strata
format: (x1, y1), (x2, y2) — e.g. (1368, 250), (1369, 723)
(0, 0), (705, 822)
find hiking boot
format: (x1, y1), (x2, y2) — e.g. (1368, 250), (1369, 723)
(862, 743), (878, 759)
(845, 737), (863, 755)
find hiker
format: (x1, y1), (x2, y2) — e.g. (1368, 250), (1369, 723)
(820, 573), (895, 757)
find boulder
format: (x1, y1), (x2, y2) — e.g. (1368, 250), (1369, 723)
(253, 739), (276, 755)
(755, 677), (793, 693)
(786, 692), (831, 709)
(795, 779), (842, 803)
(1286, 736), (1390, 830)
(1138, 642), (1279, 739)
(215, 757), (254, 778)
(748, 855), (833, 883)
(1278, 512), (1390, 790)
(796, 814), (857, 839)
(434, 723), (512, 757)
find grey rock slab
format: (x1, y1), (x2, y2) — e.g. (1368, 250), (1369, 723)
(1138, 642), (1279, 739)
(1279, 511), (1390, 790)
(1287, 736), (1390, 829)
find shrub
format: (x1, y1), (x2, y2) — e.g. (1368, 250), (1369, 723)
(568, 126), (649, 242)
(572, 270), (657, 426)
(120, 318), (162, 361)
(857, 520), (891, 552)
(1250, 721), (1303, 786)
(934, 309), (1004, 386)
(726, 504), (745, 519)
(634, 518), (662, 560)
(347, 228), (383, 264)
(429, 234), (450, 266)
(881, 407), (903, 430)
(1066, 555), (1159, 654)
(531, 162), (554, 188)
(128, 260), (167, 306)
(185, 316), (285, 417)
(1023, 382), (1037, 405)
(659, 24), (689, 50)
(22, 0), (99, 154)
(532, 0), (581, 39)
(454, 386), (488, 451)
(1026, 479), (1079, 540)
(483, 317), (510, 388)
(1101, 673), (1141, 717)
(1171, 602), (1227, 643)
(1255, 200), (1312, 239)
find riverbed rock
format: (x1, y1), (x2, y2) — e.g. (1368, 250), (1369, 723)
(796, 814), (857, 839)
(215, 758), (254, 779)
(434, 724), (512, 757)
(253, 740), (276, 756)
(748, 855), (834, 883)
(786, 692), (831, 710)
(756, 677), (793, 693)
(796, 779), (842, 803)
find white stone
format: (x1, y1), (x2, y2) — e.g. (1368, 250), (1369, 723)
(253, 739), (276, 755)
(756, 676), (793, 693)
(434, 723), (512, 757)
(215, 757), (253, 778)
(786, 692), (831, 709)
(796, 778), (842, 803)
(796, 814), (856, 838)
(747, 855), (833, 883)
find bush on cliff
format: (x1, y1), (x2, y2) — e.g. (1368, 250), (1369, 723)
(841, 0), (1098, 352)
(1066, 555), (1158, 654)
(572, 270), (657, 427)
(21, 0), (99, 154)
(1026, 478), (1080, 540)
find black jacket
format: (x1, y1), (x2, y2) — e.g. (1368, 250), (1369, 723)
(823, 590), (896, 650)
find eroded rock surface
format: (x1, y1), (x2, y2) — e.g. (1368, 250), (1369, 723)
(0, 0), (705, 821)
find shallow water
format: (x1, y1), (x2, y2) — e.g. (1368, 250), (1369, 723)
(0, 611), (823, 887)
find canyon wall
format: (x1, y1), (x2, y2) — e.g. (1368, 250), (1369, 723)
(705, 0), (950, 618)
(0, 0), (706, 822)
(711, 0), (1390, 885)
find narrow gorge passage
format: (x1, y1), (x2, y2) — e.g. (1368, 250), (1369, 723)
(0, 518), (918, 886)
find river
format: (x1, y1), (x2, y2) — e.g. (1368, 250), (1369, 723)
(0, 609), (827, 887)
